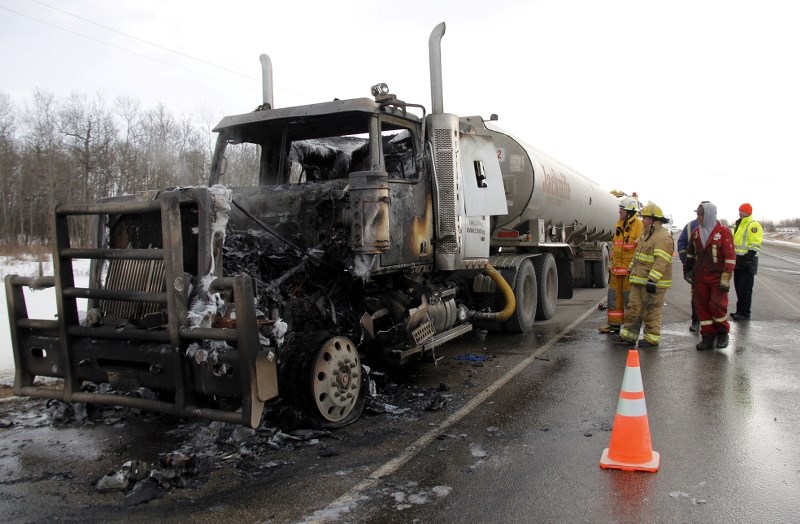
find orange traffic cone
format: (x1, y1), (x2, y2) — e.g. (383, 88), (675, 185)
(600, 349), (660, 472)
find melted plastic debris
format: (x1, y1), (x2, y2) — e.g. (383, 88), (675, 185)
(272, 320), (288, 347)
(424, 392), (452, 411)
(96, 459), (149, 492)
(124, 478), (160, 506)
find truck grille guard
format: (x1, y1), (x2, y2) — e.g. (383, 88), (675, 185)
(5, 189), (277, 428)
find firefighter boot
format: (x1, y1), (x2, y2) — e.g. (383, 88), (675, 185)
(715, 332), (729, 349)
(696, 334), (715, 351)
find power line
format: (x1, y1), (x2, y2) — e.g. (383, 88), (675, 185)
(0, 3), (255, 93)
(3, 1), (319, 102)
(29, 0), (259, 82)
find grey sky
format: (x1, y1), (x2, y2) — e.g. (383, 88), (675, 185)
(2, 0), (798, 226)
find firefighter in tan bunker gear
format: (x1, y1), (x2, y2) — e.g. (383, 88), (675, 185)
(614, 202), (674, 348)
(599, 197), (643, 333)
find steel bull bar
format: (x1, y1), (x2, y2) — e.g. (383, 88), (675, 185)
(4, 190), (278, 428)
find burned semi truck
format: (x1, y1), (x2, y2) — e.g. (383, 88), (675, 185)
(5, 23), (618, 429)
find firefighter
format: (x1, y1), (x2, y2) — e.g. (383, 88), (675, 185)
(684, 201), (736, 350)
(599, 196), (643, 334)
(731, 203), (763, 321)
(614, 202), (674, 348)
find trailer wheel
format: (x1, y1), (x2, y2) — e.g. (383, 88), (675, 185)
(305, 336), (366, 428)
(502, 259), (538, 333)
(533, 253), (558, 320)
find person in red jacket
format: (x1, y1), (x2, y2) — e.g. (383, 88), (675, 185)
(683, 201), (736, 350)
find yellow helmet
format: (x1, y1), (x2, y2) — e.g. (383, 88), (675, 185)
(640, 202), (665, 221)
(619, 196), (639, 212)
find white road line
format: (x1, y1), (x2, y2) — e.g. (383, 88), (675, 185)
(301, 301), (601, 522)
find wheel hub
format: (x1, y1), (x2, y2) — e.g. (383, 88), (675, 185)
(311, 336), (361, 422)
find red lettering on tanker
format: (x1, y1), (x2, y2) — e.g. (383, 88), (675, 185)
(543, 170), (571, 200)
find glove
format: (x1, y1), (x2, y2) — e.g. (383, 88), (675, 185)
(683, 266), (694, 284)
(720, 272), (732, 292)
(646, 280), (657, 294)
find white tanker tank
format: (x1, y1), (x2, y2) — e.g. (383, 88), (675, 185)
(460, 115), (619, 292)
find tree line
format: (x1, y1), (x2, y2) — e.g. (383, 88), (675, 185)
(2, 89), (799, 250)
(0, 89), (218, 247)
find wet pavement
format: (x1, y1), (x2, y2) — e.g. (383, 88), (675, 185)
(1, 242), (799, 523)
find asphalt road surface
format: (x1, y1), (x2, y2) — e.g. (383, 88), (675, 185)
(1, 239), (799, 523)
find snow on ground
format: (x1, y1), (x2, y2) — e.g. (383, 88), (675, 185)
(0, 256), (89, 385)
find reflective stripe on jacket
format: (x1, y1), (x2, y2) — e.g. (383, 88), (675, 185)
(629, 224), (674, 288)
(733, 215), (763, 255)
(610, 215), (643, 275)
(687, 221), (736, 276)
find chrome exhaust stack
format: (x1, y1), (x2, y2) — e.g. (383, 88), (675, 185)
(429, 22), (446, 115)
(259, 54), (274, 109)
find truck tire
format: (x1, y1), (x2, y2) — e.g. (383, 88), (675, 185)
(533, 253), (558, 320)
(300, 336), (369, 429)
(502, 259), (538, 333)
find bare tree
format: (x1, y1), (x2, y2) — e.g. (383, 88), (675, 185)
(57, 93), (118, 242)
(114, 95), (145, 195)
(21, 89), (68, 244)
(0, 92), (20, 244)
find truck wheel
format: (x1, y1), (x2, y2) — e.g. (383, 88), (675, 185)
(533, 253), (558, 320)
(502, 259), (538, 333)
(305, 336), (366, 429)
(592, 245), (610, 288)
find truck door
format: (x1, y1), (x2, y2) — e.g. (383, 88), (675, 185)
(459, 133), (508, 259)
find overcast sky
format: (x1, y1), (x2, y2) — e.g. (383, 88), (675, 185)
(2, 0), (798, 227)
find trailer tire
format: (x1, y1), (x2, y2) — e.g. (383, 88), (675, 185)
(502, 259), (538, 333)
(533, 253), (558, 320)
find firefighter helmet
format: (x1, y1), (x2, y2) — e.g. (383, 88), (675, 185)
(640, 202), (665, 221)
(619, 196), (638, 212)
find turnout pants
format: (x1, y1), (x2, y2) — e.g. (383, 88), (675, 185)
(620, 284), (667, 345)
(606, 274), (631, 327)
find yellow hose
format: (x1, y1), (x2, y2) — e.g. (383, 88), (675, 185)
(471, 263), (516, 322)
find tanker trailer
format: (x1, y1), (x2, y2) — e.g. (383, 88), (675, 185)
(459, 116), (619, 320)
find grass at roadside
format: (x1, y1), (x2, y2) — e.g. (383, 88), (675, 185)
(0, 244), (50, 261)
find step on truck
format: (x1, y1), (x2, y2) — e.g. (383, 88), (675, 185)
(5, 23), (618, 429)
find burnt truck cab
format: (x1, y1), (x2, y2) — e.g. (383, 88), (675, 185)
(198, 72), (512, 426)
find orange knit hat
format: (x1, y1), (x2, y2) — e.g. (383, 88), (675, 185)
(739, 203), (753, 215)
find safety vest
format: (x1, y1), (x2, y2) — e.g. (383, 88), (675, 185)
(733, 215), (763, 256)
